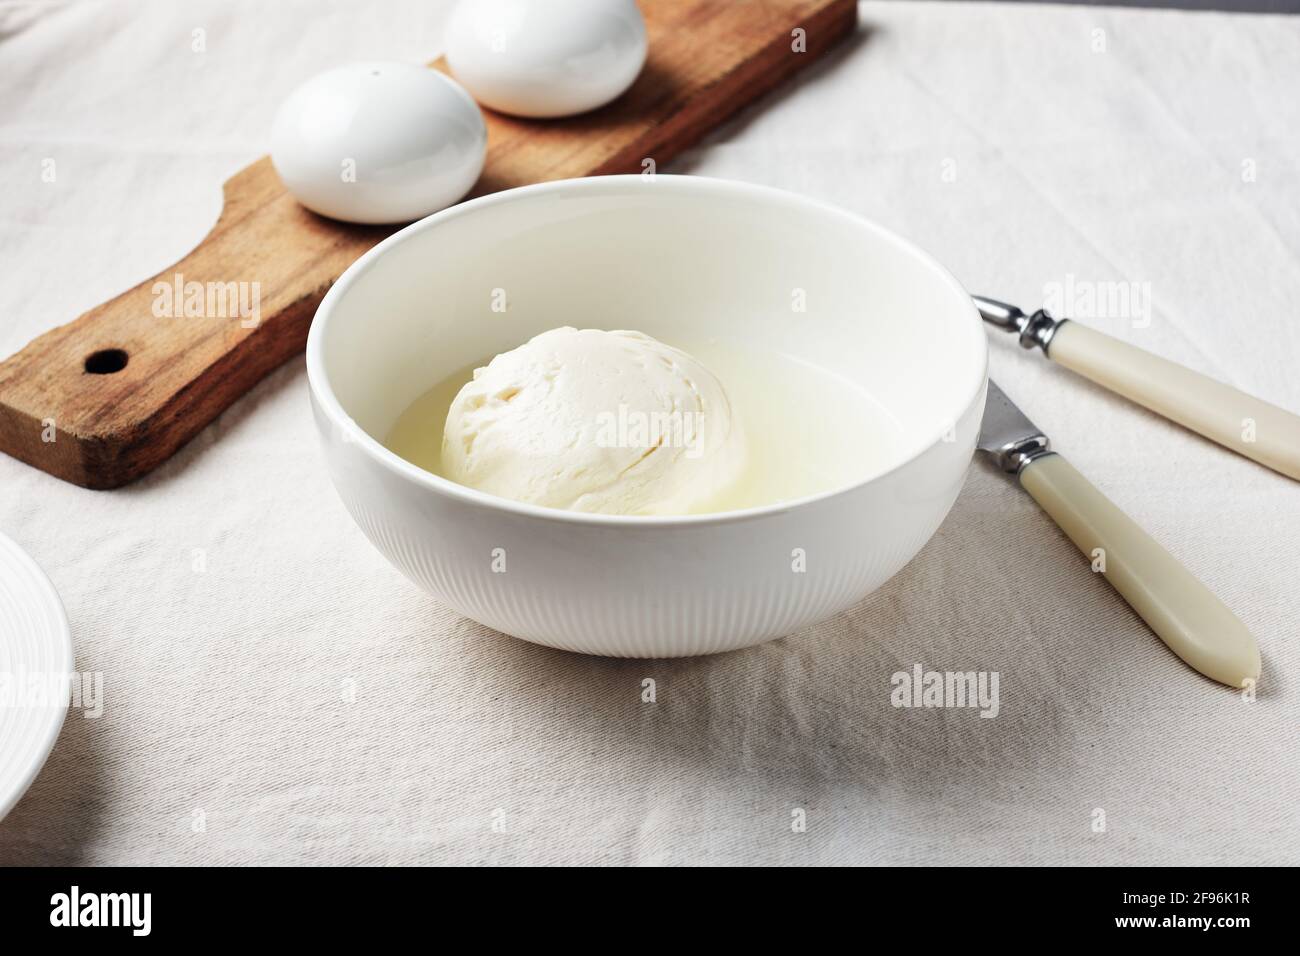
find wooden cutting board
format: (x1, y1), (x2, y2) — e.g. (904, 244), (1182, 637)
(0, 0), (856, 489)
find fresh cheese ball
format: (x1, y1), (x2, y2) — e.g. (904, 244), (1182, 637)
(441, 328), (746, 515)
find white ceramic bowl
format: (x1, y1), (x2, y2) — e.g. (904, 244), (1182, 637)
(306, 176), (986, 657)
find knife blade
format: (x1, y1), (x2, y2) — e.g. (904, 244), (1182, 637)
(978, 378), (1260, 688)
(977, 379), (1052, 474)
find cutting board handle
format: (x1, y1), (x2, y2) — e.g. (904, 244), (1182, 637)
(0, 156), (388, 488)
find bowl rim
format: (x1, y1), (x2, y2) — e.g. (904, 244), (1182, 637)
(305, 174), (987, 528)
(0, 529), (72, 821)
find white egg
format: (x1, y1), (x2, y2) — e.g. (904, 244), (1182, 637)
(445, 0), (647, 119)
(270, 62), (487, 225)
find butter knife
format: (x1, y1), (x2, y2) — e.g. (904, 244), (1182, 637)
(974, 295), (1300, 482)
(979, 379), (1261, 688)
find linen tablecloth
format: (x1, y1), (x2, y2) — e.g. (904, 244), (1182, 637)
(1, 0), (1297, 865)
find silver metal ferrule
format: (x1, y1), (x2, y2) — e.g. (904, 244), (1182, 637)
(972, 295), (1065, 355)
(977, 379), (1057, 475)
(989, 436), (1054, 475)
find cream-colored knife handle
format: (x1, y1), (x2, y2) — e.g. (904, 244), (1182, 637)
(1019, 452), (1260, 688)
(1048, 321), (1300, 481)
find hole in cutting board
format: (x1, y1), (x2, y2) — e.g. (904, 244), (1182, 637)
(84, 349), (129, 375)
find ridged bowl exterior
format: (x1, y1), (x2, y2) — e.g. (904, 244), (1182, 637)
(0, 532), (72, 819)
(311, 389), (982, 657)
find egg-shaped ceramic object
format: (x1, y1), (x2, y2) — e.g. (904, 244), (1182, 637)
(445, 0), (647, 119)
(270, 62), (487, 224)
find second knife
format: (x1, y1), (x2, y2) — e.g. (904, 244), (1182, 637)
(978, 379), (1260, 688)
